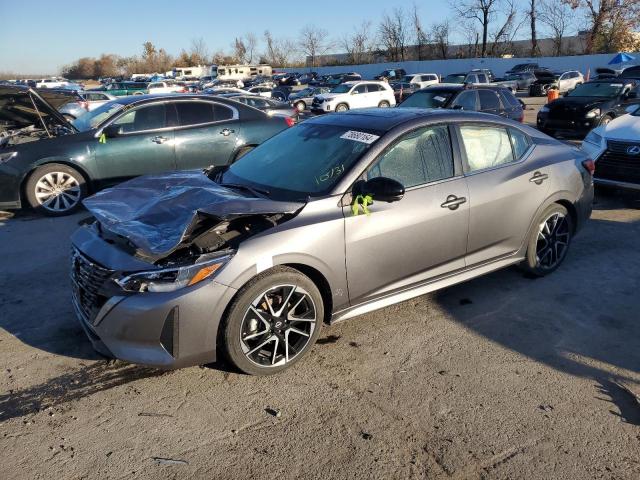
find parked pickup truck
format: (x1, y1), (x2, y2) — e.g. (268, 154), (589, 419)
(441, 72), (518, 93)
(88, 81), (149, 96)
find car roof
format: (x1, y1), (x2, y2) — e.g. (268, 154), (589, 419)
(108, 93), (245, 106)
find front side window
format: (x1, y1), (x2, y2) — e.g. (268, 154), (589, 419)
(175, 101), (214, 126)
(366, 126), (454, 188)
(452, 90), (478, 111)
(460, 125), (514, 172)
(113, 104), (167, 133)
(354, 84), (367, 94)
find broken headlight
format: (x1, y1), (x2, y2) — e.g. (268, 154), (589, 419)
(115, 254), (232, 293)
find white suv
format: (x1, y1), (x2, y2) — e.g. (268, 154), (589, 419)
(311, 81), (396, 113)
(403, 73), (439, 89)
(147, 81), (187, 94)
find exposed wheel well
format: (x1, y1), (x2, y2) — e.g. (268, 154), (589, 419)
(555, 199), (577, 233)
(284, 263), (333, 324)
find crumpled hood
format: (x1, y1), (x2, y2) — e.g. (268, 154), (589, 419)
(83, 170), (305, 258)
(0, 85), (77, 131)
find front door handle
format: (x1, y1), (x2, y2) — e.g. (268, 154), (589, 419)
(220, 129), (235, 136)
(151, 136), (168, 144)
(441, 195), (467, 210)
(530, 172), (549, 185)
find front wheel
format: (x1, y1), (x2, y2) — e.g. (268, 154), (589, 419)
(335, 103), (349, 112)
(25, 163), (87, 216)
(599, 115), (613, 126)
(222, 267), (324, 375)
(521, 204), (573, 276)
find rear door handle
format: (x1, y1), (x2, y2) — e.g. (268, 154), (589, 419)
(151, 136), (168, 144)
(530, 172), (549, 185)
(220, 129), (235, 136)
(441, 195), (467, 210)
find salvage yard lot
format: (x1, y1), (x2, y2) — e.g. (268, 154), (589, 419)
(1, 189), (639, 479)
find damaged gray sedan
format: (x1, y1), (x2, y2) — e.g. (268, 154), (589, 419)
(71, 109), (594, 375)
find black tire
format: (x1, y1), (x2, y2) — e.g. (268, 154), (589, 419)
(25, 163), (87, 216)
(599, 114), (613, 127)
(222, 266), (324, 375)
(521, 203), (573, 277)
(378, 100), (390, 108)
(335, 103), (349, 112)
(295, 101), (306, 112)
(233, 145), (254, 162)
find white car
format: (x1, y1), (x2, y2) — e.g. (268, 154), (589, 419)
(36, 77), (70, 89)
(245, 86), (273, 98)
(402, 73), (439, 89)
(147, 81), (187, 94)
(311, 81), (396, 113)
(581, 104), (640, 191)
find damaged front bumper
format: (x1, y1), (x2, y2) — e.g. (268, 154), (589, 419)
(70, 226), (238, 369)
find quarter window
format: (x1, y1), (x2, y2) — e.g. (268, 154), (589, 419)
(460, 125), (514, 172)
(510, 129), (531, 159)
(367, 126), (454, 188)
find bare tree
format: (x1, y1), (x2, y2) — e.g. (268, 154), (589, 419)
(539, 0), (575, 55)
(263, 31), (298, 67)
(412, 4), (429, 60)
(432, 21), (451, 59)
(341, 21), (375, 65)
(232, 38), (247, 63)
(245, 33), (258, 64)
(453, 0), (500, 57)
(189, 37), (209, 65)
(489, 0), (525, 56)
(528, 0), (540, 56)
(298, 24), (332, 68)
(378, 7), (410, 61)
(460, 20), (481, 58)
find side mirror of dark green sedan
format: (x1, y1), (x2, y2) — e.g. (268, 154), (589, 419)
(102, 124), (122, 138)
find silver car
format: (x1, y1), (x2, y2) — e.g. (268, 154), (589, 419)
(59, 91), (117, 120)
(71, 109), (594, 375)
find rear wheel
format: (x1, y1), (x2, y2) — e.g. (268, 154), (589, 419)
(25, 163), (87, 216)
(222, 267), (324, 375)
(335, 103), (349, 112)
(295, 101), (306, 112)
(378, 100), (390, 108)
(521, 204), (573, 276)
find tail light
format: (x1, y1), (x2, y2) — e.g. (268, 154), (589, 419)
(582, 159), (595, 175)
(285, 116), (296, 127)
(518, 110), (524, 123)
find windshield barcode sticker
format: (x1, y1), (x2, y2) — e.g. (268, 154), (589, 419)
(340, 130), (380, 144)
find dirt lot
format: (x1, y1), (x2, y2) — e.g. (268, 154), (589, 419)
(1, 189), (639, 479)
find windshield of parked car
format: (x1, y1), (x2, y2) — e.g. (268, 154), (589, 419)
(442, 74), (466, 84)
(331, 84), (351, 94)
(566, 82), (624, 98)
(71, 101), (125, 131)
(221, 123), (383, 200)
(398, 89), (454, 108)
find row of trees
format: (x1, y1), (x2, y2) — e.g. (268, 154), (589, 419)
(60, 0), (640, 78)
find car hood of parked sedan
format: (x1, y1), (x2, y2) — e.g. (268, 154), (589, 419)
(600, 113), (640, 140)
(83, 170), (305, 260)
(0, 85), (78, 132)
(548, 97), (607, 113)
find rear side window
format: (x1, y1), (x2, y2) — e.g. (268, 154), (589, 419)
(498, 90), (520, 108)
(460, 125), (514, 172)
(213, 104), (234, 121)
(478, 90), (501, 110)
(175, 101), (215, 126)
(452, 90), (478, 111)
(367, 125), (454, 188)
(510, 129), (531, 159)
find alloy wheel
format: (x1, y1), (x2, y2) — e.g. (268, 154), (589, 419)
(240, 284), (317, 368)
(34, 171), (81, 213)
(535, 212), (570, 269)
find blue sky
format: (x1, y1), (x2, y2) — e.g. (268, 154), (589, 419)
(0, 0), (454, 75)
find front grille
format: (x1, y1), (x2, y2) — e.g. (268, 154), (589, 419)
(595, 140), (640, 184)
(549, 105), (582, 120)
(70, 248), (114, 324)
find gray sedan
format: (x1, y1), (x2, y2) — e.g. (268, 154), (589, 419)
(71, 109), (593, 375)
(288, 86), (331, 112)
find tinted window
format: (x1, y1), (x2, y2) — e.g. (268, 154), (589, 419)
(213, 104), (234, 121)
(175, 101), (215, 125)
(367, 84), (381, 92)
(478, 74), (488, 83)
(510, 129), (531, 159)
(398, 90), (454, 108)
(113, 103), (167, 132)
(367, 126), (454, 188)
(478, 90), (501, 110)
(498, 89), (520, 108)
(451, 90), (478, 111)
(460, 125), (514, 172)
(354, 84), (367, 94)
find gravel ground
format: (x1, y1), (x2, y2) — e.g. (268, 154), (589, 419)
(1, 98), (639, 479)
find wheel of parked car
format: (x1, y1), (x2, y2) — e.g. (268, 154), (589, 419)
(295, 101), (306, 112)
(25, 163), (87, 216)
(378, 100), (390, 108)
(335, 103), (349, 112)
(521, 203), (573, 276)
(222, 266), (324, 375)
(599, 115), (613, 126)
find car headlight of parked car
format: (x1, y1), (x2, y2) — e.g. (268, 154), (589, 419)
(115, 254), (233, 293)
(0, 151), (18, 164)
(539, 105), (549, 114)
(584, 130), (604, 147)
(585, 108), (601, 119)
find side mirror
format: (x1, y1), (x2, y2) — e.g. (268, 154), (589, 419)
(355, 177), (405, 203)
(102, 124), (122, 138)
(452, 104), (464, 110)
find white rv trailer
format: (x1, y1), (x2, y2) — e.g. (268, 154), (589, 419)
(173, 65), (217, 79)
(217, 65), (273, 81)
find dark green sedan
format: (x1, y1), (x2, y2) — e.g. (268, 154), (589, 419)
(89, 82), (149, 96)
(0, 86), (291, 215)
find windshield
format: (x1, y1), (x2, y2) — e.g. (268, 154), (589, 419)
(566, 83), (623, 98)
(398, 90), (454, 108)
(443, 74), (466, 84)
(72, 101), (125, 131)
(221, 123), (383, 200)
(331, 84), (351, 94)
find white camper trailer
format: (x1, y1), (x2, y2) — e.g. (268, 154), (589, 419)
(217, 65), (273, 82)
